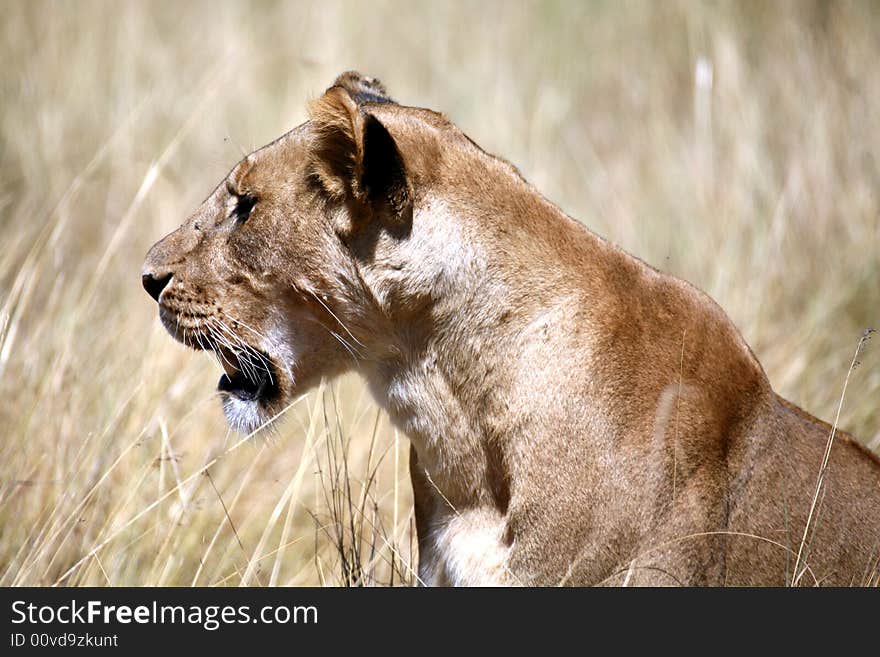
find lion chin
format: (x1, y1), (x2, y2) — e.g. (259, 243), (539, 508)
(212, 347), (280, 434)
(219, 390), (271, 435)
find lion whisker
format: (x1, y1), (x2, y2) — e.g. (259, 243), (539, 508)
(205, 320), (257, 381)
(306, 289), (366, 351)
(218, 310), (273, 345)
(208, 317), (274, 385)
(327, 327), (360, 364)
(206, 324), (243, 378)
(213, 314), (295, 384)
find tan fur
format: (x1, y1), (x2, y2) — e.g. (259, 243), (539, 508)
(143, 72), (880, 586)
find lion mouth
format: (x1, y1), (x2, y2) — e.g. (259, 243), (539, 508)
(213, 344), (279, 404)
(157, 306), (283, 428)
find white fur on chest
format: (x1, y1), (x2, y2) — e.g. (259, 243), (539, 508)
(419, 508), (517, 586)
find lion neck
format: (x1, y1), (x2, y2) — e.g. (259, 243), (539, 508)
(358, 177), (610, 512)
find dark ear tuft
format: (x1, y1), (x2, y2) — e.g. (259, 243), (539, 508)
(331, 71), (395, 106)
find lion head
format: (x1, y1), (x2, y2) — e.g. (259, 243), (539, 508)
(142, 72), (479, 433)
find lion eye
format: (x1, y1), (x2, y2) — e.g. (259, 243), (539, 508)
(230, 194), (257, 224)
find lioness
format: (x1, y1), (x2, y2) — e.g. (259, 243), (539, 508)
(143, 72), (880, 586)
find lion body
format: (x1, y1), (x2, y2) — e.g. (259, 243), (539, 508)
(144, 73), (880, 586)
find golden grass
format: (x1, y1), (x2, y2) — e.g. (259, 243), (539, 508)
(0, 0), (877, 586)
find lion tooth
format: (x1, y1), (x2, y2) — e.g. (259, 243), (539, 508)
(216, 347), (240, 379)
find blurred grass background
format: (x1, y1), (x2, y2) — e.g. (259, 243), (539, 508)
(0, 0), (877, 586)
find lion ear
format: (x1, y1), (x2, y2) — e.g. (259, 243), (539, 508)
(308, 74), (410, 222)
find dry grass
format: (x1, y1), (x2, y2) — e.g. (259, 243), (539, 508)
(1, 0), (877, 586)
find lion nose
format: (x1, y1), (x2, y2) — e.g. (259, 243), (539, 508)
(142, 271), (173, 302)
